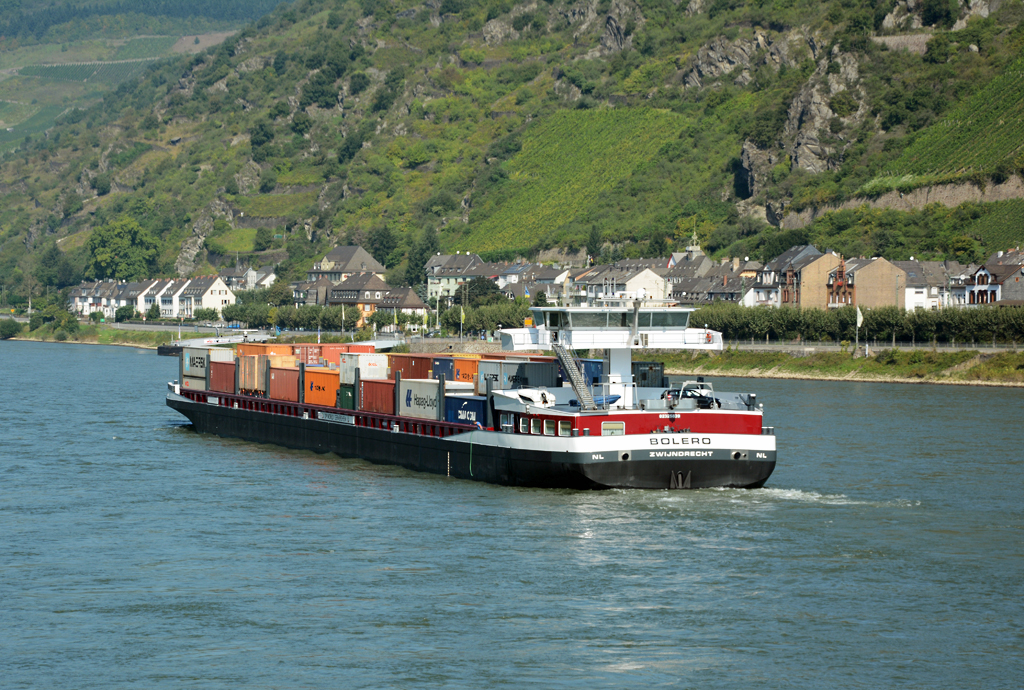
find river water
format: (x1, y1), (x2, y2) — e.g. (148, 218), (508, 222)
(2, 340), (1022, 688)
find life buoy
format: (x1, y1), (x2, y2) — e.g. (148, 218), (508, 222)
(705, 332), (713, 343)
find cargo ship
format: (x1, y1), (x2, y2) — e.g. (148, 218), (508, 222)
(166, 303), (776, 489)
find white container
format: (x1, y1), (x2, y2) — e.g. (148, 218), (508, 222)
(339, 353), (390, 385)
(182, 347), (234, 379)
(398, 378), (441, 420)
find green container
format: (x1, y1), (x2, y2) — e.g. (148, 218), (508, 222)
(336, 383), (355, 409)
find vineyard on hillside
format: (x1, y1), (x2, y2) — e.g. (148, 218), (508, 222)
(966, 199), (1024, 251)
(112, 36), (177, 60)
(19, 59), (154, 84)
(865, 56), (1024, 194)
(463, 109), (684, 252)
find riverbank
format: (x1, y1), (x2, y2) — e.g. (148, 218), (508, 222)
(10, 323), (185, 349)
(661, 348), (1024, 387)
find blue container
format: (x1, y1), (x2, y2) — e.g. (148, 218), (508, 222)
(558, 358), (603, 386)
(431, 357), (455, 382)
(444, 395), (487, 425)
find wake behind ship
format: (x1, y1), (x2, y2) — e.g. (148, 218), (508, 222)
(167, 301), (776, 490)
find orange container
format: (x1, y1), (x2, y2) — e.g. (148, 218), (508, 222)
(387, 353), (432, 380)
(237, 342), (294, 357)
(346, 344), (376, 353)
(450, 357), (478, 383)
(269, 367), (300, 402)
(304, 368), (339, 407)
(359, 379), (395, 415)
(318, 344), (349, 366)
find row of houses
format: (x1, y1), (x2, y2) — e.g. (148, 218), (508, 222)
(414, 244), (1024, 312)
(70, 276), (236, 320)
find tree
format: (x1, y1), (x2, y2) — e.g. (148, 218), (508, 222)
(586, 225), (602, 261)
(532, 289), (548, 306)
(367, 225), (397, 266)
(34, 243), (79, 288)
(343, 306), (362, 330)
(454, 277), (502, 307)
(146, 303), (160, 320)
(85, 216), (158, 280)
(406, 226), (439, 286)
(266, 279), (293, 307)
(194, 307), (219, 322)
(0, 319), (22, 339)
(254, 227), (273, 251)
(115, 305), (136, 322)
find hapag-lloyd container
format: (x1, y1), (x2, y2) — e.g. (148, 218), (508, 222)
(386, 353), (432, 380)
(359, 379), (395, 415)
(209, 361), (235, 393)
(304, 368), (340, 407)
(269, 367), (300, 402)
(182, 347), (234, 379)
(339, 353), (389, 385)
(444, 395), (487, 425)
(475, 360), (560, 394)
(398, 378), (441, 420)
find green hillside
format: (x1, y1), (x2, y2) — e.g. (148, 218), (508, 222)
(2, 0), (1024, 309)
(865, 55), (1024, 193)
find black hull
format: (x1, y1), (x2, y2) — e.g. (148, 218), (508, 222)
(167, 395), (776, 490)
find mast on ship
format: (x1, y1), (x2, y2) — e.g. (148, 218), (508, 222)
(499, 299), (723, 411)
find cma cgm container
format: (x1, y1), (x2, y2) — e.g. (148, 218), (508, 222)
(475, 360), (560, 394)
(359, 379), (395, 415)
(209, 361), (235, 393)
(444, 395), (487, 426)
(304, 368), (340, 407)
(182, 347), (234, 379)
(318, 344), (349, 366)
(557, 358), (604, 386)
(387, 353), (432, 380)
(238, 355), (269, 392)
(398, 379), (441, 420)
(269, 367), (300, 402)
(339, 353), (389, 385)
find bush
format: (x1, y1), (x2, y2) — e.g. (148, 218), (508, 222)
(115, 305), (136, 322)
(54, 329), (69, 341)
(0, 318), (22, 339)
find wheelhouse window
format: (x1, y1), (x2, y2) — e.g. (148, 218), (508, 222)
(601, 421), (625, 436)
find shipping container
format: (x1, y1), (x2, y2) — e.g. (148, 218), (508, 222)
(318, 344), (350, 366)
(238, 355), (269, 392)
(338, 384), (355, 410)
(476, 360), (560, 394)
(398, 378), (441, 420)
(386, 353), (432, 380)
(359, 379), (395, 415)
(346, 344), (376, 353)
(304, 368), (340, 407)
(209, 361), (235, 393)
(268, 367), (300, 402)
(430, 357), (454, 382)
(293, 344), (322, 366)
(444, 395), (487, 426)
(632, 361), (665, 388)
(180, 375), (206, 391)
(181, 347), (233, 379)
(339, 353), (389, 385)
(557, 358), (603, 386)
(237, 342), (294, 357)
(268, 354), (298, 369)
